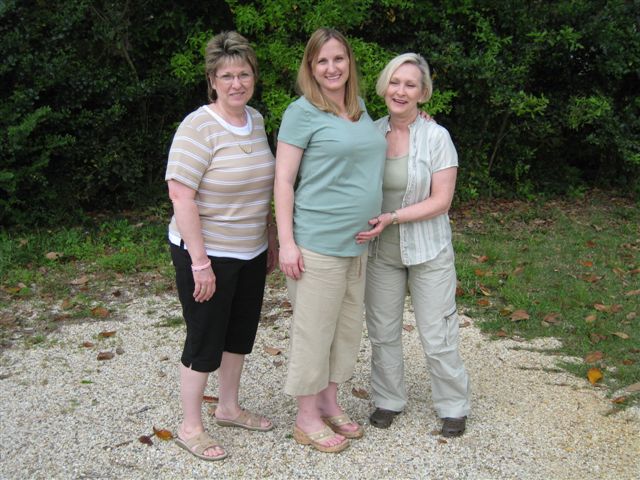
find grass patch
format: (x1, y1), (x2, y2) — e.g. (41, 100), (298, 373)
(452, 192), (639, 405)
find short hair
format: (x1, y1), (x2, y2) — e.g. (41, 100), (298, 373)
(296, 28), (362, 120)
(205, 31), (258, 102)
(376, 53), (433, 103)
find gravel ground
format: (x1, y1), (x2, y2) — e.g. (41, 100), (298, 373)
(1, 287), (638, 480)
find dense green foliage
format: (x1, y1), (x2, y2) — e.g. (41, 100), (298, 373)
(2, 0), (638, 226)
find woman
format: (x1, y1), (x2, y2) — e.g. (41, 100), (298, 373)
(166, 31), (277, 461)
(355, 53), (471, 436)
(274, 28), (386, 453)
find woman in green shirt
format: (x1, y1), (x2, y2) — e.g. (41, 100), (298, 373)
(274, 28), (386, 453)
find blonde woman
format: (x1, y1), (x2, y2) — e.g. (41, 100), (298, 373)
(274, 28), (386, 453)
(356, 53), (471, 436)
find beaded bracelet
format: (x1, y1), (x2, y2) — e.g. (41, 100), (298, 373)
(191, 259), (211, 272)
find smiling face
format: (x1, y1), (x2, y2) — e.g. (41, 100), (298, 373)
(209, 59), (255, 112)
(384, 62), (426, 119)
(311, 38), (350, 97)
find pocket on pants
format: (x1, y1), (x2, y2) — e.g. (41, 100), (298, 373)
(444, 309), (460, 347)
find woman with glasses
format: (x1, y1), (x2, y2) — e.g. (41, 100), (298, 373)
(166, 31), (277, 461)
(356, 53), (471, 436)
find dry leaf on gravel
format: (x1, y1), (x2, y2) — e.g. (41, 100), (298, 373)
(45, 251), (63, 260)
(263, 346), (282, 356)
(402, 324), (415, 332)
(91, 307), (109, 318)
(98, 331), (116, 338)
(96, 351), (115, 361)
(153, 427), (174, 440)
(138, 435), (153, 446)
(351, 387), (368, 399)
(202, 395), (218, 404)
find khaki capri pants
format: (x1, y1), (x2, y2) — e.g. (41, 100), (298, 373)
(285, 246), (367, 396)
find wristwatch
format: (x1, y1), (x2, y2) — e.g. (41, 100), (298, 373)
(390, 211), (399, 225)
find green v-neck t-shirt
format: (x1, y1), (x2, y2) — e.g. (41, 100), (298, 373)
(278, 96), (386, 257)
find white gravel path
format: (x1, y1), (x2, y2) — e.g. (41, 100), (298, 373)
(1, 287), (638, 480)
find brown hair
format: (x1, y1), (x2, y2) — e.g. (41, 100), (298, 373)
(205, 31), (258, 102)
(296, 28), (362, 120)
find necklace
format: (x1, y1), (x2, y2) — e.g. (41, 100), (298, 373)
(231, 132), (253, 154)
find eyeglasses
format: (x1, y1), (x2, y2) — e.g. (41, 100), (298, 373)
(215, 72), (254, 84)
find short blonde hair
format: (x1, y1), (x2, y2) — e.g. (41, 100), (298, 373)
(205, 31), (258, 102)
(296, 28), (362, 120)
(376, 53), (432, 103)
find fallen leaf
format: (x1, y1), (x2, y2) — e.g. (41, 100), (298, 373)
(351, 387), (369, 399)
(479, 286), (492, 296)
(82, 341), (94, 348)
(477, 298), (490, 307)
(587, 367), (603, 385)
(622, 359), (635, 366)
(273, 360), (283, 367)
(455, 285), (465, 296)
(584, 351), (603, 363)
(91, 306), (109, 318)
(512, 266), (524, 276)
(625, 289), (640, 296)
(70, 275), (89, 285)
(402, 324), (415, 332)
(202, 395), (218, 404)
(4, 286), (21, 294)
(263, 346), (282, 356)
(626, 312), (637, 320)
(499, 306), (514, 316)
(474, 269), (486, 277)
(437, 438), (448, 444)
(473, 255), (489, 263)
(612, 332), (630, 339)
(579, 274), (602, 283)
(611, 396), (627, 404)
(579, 260), (594, 267)
(590, 333), (607, 344)
(97, 351), (115, 361)
(626, 382), (640, 393)
(496, 330), (508, 337)
(510, 310), (530, 322)
(543, 312), (561, 324)
(281, 300), (291, 309)
(584, 314), (597, 323)
(459, 320), (471, 328)
(585, 240), (596, 248)
(112, 290), (122, 297)
(99, 330), (116, 338)
(45, 251), (63, 260)
(612, 267), (627, 277)
(138, 435), (153, 446)
(594, 303), (609, 312)
(116, 347), (125, 355)
(629, 268), (640, 275)
(153, 427), (174, 440)
(61, 298), (73, 310)
(610, 304), (623, 312)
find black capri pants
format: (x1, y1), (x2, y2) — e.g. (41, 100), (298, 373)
(170, 243), (267, 373)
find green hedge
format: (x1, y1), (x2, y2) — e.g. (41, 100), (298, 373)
(2, 0), (638, 226)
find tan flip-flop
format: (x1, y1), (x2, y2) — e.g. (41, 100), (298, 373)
(322, 413), (364, 439)
(293, 425), (350, 453)
(216, 409), (273, 431)
(174, 431), (228, 461)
